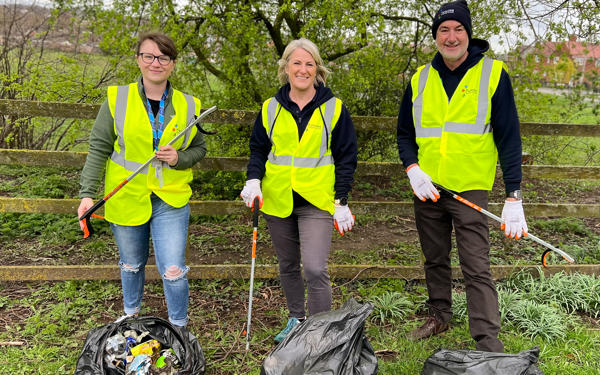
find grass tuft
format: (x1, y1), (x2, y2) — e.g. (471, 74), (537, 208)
(369, 292), (414, 325)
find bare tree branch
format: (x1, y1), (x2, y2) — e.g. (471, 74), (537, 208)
(371, 11), (431, 29)
(519, 0), (540, 41)
(253, 7), (285, 56)
(325, 42), (366, 61)
(400, 23), (420, 75)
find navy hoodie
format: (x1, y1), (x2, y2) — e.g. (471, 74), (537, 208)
(396, 38), (522, 194)
(246, 82), (358, 207)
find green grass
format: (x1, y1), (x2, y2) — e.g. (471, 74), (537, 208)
(517, 91), (600, 166)
(3, 275), (598, 374)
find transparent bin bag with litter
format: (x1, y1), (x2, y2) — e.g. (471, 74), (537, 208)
(421, 346), (544, 375)
(74, 316), (205, 375)
(261, 298), (378, 375)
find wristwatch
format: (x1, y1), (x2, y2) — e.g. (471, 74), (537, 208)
(334, 197), (348, 206)
(506, 190), (523, 200)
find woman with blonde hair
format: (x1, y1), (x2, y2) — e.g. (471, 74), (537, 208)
(240, 38), (358, 343)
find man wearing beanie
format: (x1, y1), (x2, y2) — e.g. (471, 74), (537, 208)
(396, 0), (526, 353)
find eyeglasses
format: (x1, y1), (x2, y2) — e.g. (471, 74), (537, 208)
(138, 53), (173, 65)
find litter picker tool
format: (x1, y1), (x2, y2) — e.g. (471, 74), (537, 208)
(432, 183), (575, 267)
(79, 105), (218, 238)
(245, 197), (260, 351)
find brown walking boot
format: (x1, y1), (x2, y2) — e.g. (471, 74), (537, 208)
(408, 316), (449, 340)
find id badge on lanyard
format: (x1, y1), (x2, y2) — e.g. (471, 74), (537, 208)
(145, 87), (168, 187)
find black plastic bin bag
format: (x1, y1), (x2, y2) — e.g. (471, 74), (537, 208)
(422, 346), (544, 375)
(261, 298), (378, 375)
(74, 316), (205, 375)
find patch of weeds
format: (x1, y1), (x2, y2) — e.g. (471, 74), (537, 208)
(369, 292), (413, 324)
(332, 243), (421, 266)
(353, 181), (376, 195)
(566, 240), (600, 264)
(189, 235), (219, 256)
(376, 180), (413, 200)
(0, 281), (123, 374)
(146, 281), (165, 295)
(190, 170), (245, 200)
(190, 214), (237, 224)
(451, 291), (467, 323)
(0, 165), (80, 198)
(357, 279), (407, 297)
(498, 290), (521, 323)
(387, 242), (423, 265)
(530, 217), (593, 237)
(0, 213), (110, 244)
(331, 248), (368, 264)
(0, 295), (10, 308)
(502, 270), (600, 318)
(453, 276), (581, 340)
(353, 213), (377, 225)
(256, 254), (278, 265)
(80, 238), (115, 259)
(508, 300), (570, 340)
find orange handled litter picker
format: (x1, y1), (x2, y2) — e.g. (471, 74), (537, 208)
(79, 105), (218, 238)
(245, 197), (260, 351)
(433, 183), (575, 267)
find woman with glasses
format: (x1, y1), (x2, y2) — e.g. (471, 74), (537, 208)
(77, 32), (207, 326)
(240, 38), (358, 343)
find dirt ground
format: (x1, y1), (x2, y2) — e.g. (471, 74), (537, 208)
(0, 175), (599, 373)
(0, 176), (599, 267)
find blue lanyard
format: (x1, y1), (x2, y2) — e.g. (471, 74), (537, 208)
(143, 88), (168, 151)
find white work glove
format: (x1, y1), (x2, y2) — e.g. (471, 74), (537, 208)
(240, 179), (263, 210)
(501, 199), (528, 239)
(333, 204), (355, 236)
(406, 164), (440, 202)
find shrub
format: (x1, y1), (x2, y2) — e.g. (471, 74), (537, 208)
(369, 292), (413, 325)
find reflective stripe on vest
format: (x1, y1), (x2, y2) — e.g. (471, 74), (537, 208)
(260, 96), (341, 217)
(413, 57), (494, 137)
(266, 96), (337, 168)
(110, 85), (196, 172)
(179, 93), (197, 149)
(411, 57), (504, 192)
(104, 83), (200, 225)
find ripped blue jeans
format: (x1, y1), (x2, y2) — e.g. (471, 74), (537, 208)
(110, 194), (190, 326)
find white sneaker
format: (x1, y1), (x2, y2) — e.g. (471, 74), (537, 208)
(114, 313), (138, 323)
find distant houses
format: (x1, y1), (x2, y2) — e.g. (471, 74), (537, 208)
(518, 35), (600, 89)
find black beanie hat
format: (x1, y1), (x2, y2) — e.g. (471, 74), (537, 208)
(431, 0), (472, 39)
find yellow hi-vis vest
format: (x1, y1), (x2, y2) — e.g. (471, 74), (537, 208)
(411, 57), (504, 192)
(104, 82), (201, 225)
(260, 96), (342, 217)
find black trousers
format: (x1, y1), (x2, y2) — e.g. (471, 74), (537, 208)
(414, 190), (504, 352)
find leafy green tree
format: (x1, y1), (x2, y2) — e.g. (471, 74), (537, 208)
(6, 0), (600, 160)
(72, 0), (517, 110)
(69, 0), (518, 158)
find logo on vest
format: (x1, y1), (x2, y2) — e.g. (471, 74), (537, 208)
(461, 84), (477, 97)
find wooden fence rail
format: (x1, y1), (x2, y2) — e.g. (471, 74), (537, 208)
(1, 99), (599, 281)
(1, 150), (600, 180)
(2, 99), (600, 136)
(0, 264), (598, 282)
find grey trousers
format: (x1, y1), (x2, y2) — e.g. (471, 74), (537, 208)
(263, 204), (333, 318)
(414, 190), (504, 352)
